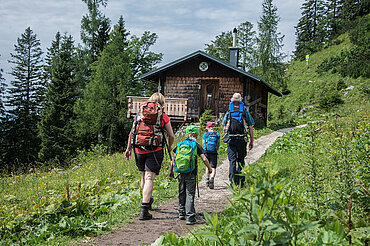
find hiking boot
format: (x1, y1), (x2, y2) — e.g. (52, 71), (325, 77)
(179, 213), (186, 220)
(209, 178), (214, 189)
(206, 180), (209, 187)
(139, 206), (152, 220)
(148, 197), (154, 210)
(186, 220), (196, 225)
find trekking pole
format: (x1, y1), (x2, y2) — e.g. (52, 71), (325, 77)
(196, 173), (200, 198)
(163, 134), (172, 160)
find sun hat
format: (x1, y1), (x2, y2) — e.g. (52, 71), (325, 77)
(206, 122), (214, 128)
(186, 125), (199, 135)
(231, 93), (242, 101)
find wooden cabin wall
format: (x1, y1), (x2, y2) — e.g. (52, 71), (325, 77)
(218, 77), (243, 114)
(164, 76), (243, 120)
(164, 76), (200, 120)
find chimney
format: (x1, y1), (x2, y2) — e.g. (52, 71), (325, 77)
(229, 28), (239, 67)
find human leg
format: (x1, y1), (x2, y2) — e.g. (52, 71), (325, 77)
(178, 174), (186, 218)
(227, 140), (238, 185)
(185, 173), (196, 223)
(235, 140), (247, 186)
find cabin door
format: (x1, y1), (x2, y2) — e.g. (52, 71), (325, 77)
(200, 79), (219, 116)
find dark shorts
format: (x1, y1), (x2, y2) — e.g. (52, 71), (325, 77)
(134, 149), (164, 175)
(205, 152), (218, 168)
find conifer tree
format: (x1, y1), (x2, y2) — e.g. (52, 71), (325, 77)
(0, 58), (6, 165)
(38, 34), (77, 163)
(256, 0), (285, 71)
(75, 17), (162, 152)
(238, 21), (257, 71)
(0, 57), (6, 121)
(81, 0), (111, 62)
(5, 27), (44, 165)
(205, 31), (232, 62)
(254, 0), (287, 94)
(295, 0), (327, 60)
(44, 32), (61, 83)
(75, 18), (131, 152)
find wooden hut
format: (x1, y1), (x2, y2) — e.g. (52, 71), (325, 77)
(128, 47), (282, 125)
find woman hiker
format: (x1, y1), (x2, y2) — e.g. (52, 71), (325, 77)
(125, 92), (175, 220)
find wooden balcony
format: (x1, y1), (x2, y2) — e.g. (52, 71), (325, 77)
(127, 96), (188, 122)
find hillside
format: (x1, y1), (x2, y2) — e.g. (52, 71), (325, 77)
(268, 33), (369, 125)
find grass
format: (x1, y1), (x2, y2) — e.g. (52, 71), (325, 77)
(0, 125), (271, 245)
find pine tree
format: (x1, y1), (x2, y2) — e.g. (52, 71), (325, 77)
(80, 0), (111, 62)
(254, 0), (287, 94)
(256, 0), (285, 71)
(75, 17), (162, 152)
(295, 0), (327, 60)
(0, 56), (6, 121)
(238, 21), (256, 71)
(38, 34), (77, 164)
(5, 27), (44, 165)
(0, 57), (6, 165)
(326, 0), (343, 39)
(205, 31), (233, 62)
(75, 19), (131, 152)
(44, 32), (61, 83)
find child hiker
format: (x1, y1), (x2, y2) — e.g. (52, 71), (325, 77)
(203, 121), (220, 189)
(169, 125), (212, 225)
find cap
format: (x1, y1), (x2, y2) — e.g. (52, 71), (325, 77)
(206, 122), (214, 128)
(186, 125), (199, 135)
(231, 93), (242, 101)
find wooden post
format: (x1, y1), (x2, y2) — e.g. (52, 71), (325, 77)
(158, 78), (161, 92)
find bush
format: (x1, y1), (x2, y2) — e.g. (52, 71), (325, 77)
(319, 89), (344, 110)
(199, 109), (215, 129)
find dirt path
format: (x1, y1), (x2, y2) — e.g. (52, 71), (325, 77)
(86, 127), (296, 246)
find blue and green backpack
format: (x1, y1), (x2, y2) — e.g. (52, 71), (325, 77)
(174, 138), (197, 173)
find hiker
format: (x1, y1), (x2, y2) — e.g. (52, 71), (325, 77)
(168, 125), (212, 225)
(203, 121), (221, 189)
(125, 92), (175, 220)
(222, 93), (254, 188)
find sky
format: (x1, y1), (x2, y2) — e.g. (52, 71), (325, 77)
(0, 0), (304, 83)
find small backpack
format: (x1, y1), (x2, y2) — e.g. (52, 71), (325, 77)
(131, 102), (164, 149)
(228, 100), (247, 136)
(174, 138), (197, 173)
(203, 132), (219, 153)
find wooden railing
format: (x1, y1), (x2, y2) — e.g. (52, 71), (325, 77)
(127, 96), (188, 122)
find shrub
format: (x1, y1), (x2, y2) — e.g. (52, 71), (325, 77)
(199, 109), (215, 129)
(319, 88), (344, 110)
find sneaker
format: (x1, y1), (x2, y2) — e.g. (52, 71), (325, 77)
(209, 178), (214, 189)
(179, 214), (186, 220)
(186, 220), (196, 225)
(206, 179), (209, 187)
(139, 206), (152, 220)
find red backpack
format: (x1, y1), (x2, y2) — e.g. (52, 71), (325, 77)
(130, 102), (164, 149)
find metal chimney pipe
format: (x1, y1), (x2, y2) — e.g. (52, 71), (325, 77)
(232, 28), (237, 47)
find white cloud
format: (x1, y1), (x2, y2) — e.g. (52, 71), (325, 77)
(0, 0), (304, 82)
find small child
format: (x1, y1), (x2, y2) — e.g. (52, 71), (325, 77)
(203, 122), (221, 189)
(169, 125), (212, 225)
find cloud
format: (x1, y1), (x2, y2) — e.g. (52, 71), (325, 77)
(0, 0), (304, 82)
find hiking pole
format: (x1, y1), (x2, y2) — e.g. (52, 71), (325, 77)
(163, 134), (172, 160)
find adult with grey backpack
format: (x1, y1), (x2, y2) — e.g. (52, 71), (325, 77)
(125, 92), (175, 220)
(222, 93), (254, 188)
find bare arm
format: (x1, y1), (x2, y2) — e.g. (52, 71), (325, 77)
(168, 154), (175, 178)
(200, 153), (212, 174)
(124, 122), (135, 160)
(164, 121), (175, 153)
